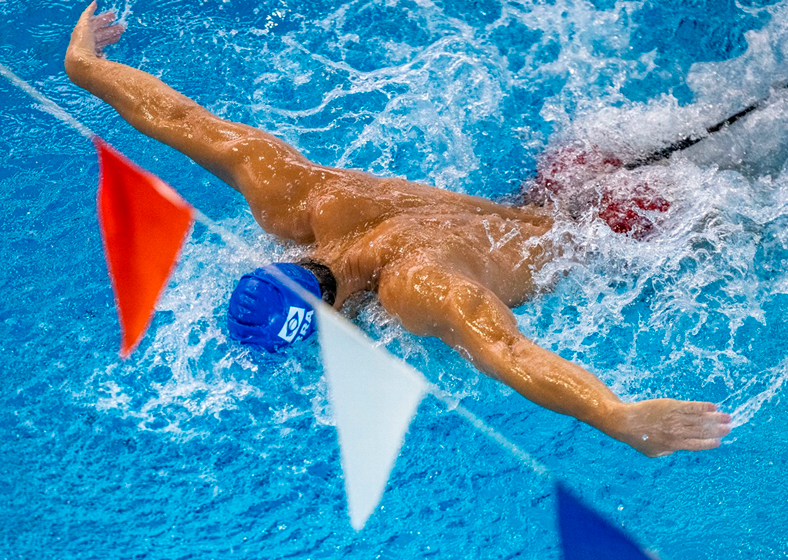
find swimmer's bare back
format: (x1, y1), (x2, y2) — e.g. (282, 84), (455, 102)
(66, 2), (731, 457)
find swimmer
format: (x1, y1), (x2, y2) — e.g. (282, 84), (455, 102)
(65, 2), (732, 457)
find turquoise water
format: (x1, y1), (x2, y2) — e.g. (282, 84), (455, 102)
(2, 0), (788, 557)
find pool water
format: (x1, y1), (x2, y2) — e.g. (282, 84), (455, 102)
(2, 0), (787, 558)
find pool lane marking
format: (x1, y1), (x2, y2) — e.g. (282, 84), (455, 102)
(428, 386), (552, 479)
(0, 62), (97, 140)
(0, 61), (555, 481)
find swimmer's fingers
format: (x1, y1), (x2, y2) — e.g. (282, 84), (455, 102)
(69, 3), (124, 59)
(660, 426), (728, 454)
(678, 418), (732, 439)
(90, 10), (116, 28)
(674, 404), (732, 425)
(676, 409), (732, 451)
(705, 414), (733, 437)
(93, 20), (126, 56)
(90, 8), (125, 57)
(679, 438), (723, 451)
(674, 409), (732, 445)
(677, 401), (720, 414)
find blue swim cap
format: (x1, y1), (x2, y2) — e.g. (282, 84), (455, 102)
(227, 263), (322, 352)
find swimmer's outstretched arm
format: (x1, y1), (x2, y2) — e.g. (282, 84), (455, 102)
(379, 261), (732, 457)
(65, 2), (340, 241)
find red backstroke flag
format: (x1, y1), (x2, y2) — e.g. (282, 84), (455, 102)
(95, 138), (195, 358)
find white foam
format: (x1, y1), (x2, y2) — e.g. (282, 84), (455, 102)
(504, 2), (788, 427)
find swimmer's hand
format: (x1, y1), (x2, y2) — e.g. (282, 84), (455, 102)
(615, 399), (732, 457)
(66, 2), (125, 70)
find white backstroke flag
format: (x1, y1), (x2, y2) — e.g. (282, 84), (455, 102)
(316, 306), (427, 530)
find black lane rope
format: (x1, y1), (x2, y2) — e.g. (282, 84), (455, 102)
(624, 81), (788, 169)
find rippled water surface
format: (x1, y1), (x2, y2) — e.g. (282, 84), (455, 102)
(2, 0), (787, 558)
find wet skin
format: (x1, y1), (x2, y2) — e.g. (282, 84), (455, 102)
(65, 2), (732, 457)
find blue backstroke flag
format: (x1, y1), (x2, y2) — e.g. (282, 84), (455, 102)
(557, 484), (654, 560)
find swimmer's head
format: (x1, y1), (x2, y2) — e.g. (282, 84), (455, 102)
(227, 261), (336, 352)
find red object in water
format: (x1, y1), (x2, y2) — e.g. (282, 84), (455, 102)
(95, 138), (195, 358)
(535, 144), (670, 239)
(536, 144), (624, 195)
(599, 182), (671, 239)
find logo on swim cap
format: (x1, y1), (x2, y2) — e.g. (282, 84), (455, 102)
(278, 306), (314, 343)
(227, 263), (322, 352)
